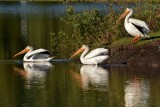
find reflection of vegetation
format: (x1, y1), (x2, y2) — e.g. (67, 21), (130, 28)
(51, 3), (160, 58)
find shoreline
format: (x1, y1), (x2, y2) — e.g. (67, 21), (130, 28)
(0, 1), (159, 3)
(106, 40), (160, 66)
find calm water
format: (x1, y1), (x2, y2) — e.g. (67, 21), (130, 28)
(0, 2), (160, 107)
(0, 61), (160, 107)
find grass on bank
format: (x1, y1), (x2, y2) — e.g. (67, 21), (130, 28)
(25, 0), (160, 2)
(108, 31), (160, 48)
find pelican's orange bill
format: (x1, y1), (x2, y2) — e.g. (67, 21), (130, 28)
(117, 8), (130, 23)
(70, 47), (85, 59)
(14, 48), (30, 57)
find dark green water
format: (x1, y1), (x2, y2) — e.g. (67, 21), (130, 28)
(0, 61), (160, 107)
(0, 2), (160, 107)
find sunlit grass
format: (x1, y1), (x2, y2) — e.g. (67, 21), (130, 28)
(108, 36), (132, 47)
(108, 31), (160, 47)
(137, 31), (160, 45)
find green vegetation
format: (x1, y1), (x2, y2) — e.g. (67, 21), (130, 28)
(109, 31), (160, 47)
(25, 0), (160, 2)
(51, 3), (160, 58)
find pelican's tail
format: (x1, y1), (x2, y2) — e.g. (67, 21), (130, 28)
(45, 56), (55, 61)
(142, 27), (150, 38)
(142, 33), (150, 38)
(144, 34), (150, 38)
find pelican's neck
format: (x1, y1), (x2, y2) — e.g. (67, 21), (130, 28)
(80, 46), (89, 60)
(125, 9), (133, 23)
(23, 47), (33, 61)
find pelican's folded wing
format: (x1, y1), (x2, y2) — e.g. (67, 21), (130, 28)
(129, 18), (150, 33)
(84, 48), (109, 59)
(28, 49), (50, 59)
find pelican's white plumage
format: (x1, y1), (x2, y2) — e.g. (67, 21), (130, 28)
(84, 48), (109, 59)
(14, 46), (54, 61)
(70, 45), (109, 65)
(118, 8), (150, 42)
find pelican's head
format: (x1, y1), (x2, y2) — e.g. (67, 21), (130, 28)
(13, 46), (32, 58)
(117, 8), (132, 23)
(70, 45), (86, 59)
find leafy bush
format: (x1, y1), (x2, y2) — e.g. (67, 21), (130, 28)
(51, 3), (160, 58)
(63, 6), (109, 44)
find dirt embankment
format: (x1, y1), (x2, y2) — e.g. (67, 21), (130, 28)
(107, 40), (160, 66)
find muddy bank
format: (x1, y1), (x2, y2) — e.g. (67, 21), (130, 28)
(106, 40), (160, 66)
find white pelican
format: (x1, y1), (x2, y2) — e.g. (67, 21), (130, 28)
(14, 46), (54, 61)
(70, 45), (109, 65)
(118, 8), (150, 42)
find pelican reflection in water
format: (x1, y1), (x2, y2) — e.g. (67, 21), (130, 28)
(71, 65), (109, 91)
(125, 79), (150, 107)
(14, 62), (53, 88)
